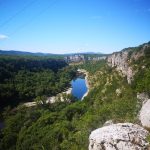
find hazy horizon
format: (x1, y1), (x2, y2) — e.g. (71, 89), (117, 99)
(0, 49), (106, 54)
(0, 0), (150, 54)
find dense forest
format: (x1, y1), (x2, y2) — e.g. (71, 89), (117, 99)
(0, 55), (76, 109)
(0, 44), (150, 150)
(0, 60), (139, 150)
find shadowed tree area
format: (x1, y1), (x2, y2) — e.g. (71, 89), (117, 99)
(0, 55), (76, 109)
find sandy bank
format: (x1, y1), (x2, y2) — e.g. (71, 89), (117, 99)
(24, 87), (72, 107)
(24, 69), (89, 107)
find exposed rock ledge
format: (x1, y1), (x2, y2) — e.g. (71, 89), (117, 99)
(107, 45), (147, 84)
(89, 123), (149, 150)
(107, 51), (134, 84)
(137, 93), (150, 129)
(139, 99), (150, 129)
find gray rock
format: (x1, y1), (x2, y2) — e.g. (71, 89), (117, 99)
(107, 45), (147, 84)
(139, 99), (150, 129)
(107, 51), (135, 84)
(89, 123), (149, 150)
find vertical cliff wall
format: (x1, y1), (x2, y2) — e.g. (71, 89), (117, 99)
(107, 43), (149, 84)
(107, 50), (134, 84)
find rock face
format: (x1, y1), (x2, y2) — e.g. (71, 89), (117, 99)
(89, 123), (149, 150)
(139, 99), (150, 129)
(107, 51), (134, 84)
(107, 44), (147, 84)
(137, 92), (150, 129)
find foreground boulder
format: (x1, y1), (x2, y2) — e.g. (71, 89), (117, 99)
(139, 99), (150, 129)
(89, 123), (149, 150)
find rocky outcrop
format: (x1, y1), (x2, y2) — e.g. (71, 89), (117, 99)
(89, 123), (149, 150)
(139, 99), (150, 129)
(137, 93), (150, 129)
(89, 43), (150, 150)
(107, 51), (134, 84)
(107, 44), (148, 84)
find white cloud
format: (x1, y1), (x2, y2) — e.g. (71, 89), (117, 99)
(0, 34), (8, 40)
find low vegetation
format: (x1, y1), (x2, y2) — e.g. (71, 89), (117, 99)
(131, 46), (150, 95)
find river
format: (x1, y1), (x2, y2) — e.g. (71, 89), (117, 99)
(1, 76), (88, 129)
(24, 69), (89, 106)
(71, 74), (88, 99)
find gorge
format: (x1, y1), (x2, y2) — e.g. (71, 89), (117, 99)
(0, 42), (150, 150)
(89, 42), (150, 150)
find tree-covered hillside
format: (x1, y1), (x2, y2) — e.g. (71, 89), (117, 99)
(0, 61), (140, 150)
(0, 55), (76, 109)
(0, 42), (150, 150)
(0, 50), (64, 59)
(131, 45), (150, 95)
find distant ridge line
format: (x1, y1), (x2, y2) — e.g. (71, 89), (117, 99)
(0, 50), (105, 56)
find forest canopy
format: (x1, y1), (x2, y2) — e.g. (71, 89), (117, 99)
(0, 55), (76, 109)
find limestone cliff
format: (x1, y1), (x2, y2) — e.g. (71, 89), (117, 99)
(137, 93), (150, 129)
(107, 43), (150, 84)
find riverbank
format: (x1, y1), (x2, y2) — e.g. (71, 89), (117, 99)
(24, 87), (72, 107)
(77, 69), (90, 100)
(46, 87), (72, 103)
(24, 69), (89, 107)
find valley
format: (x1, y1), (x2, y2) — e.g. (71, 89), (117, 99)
(1, 0), (150, 149)
(0, 42), (150, 150)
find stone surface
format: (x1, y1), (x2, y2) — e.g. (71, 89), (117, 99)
(89, 123), (149, 150)
(139, 99), (150, 129)
(107, 51), (134, 84)
(137, 92), (150, 128)
(107, 45), (147, 84)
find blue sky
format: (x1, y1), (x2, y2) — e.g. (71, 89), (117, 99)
(0, 0), (150, 54)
